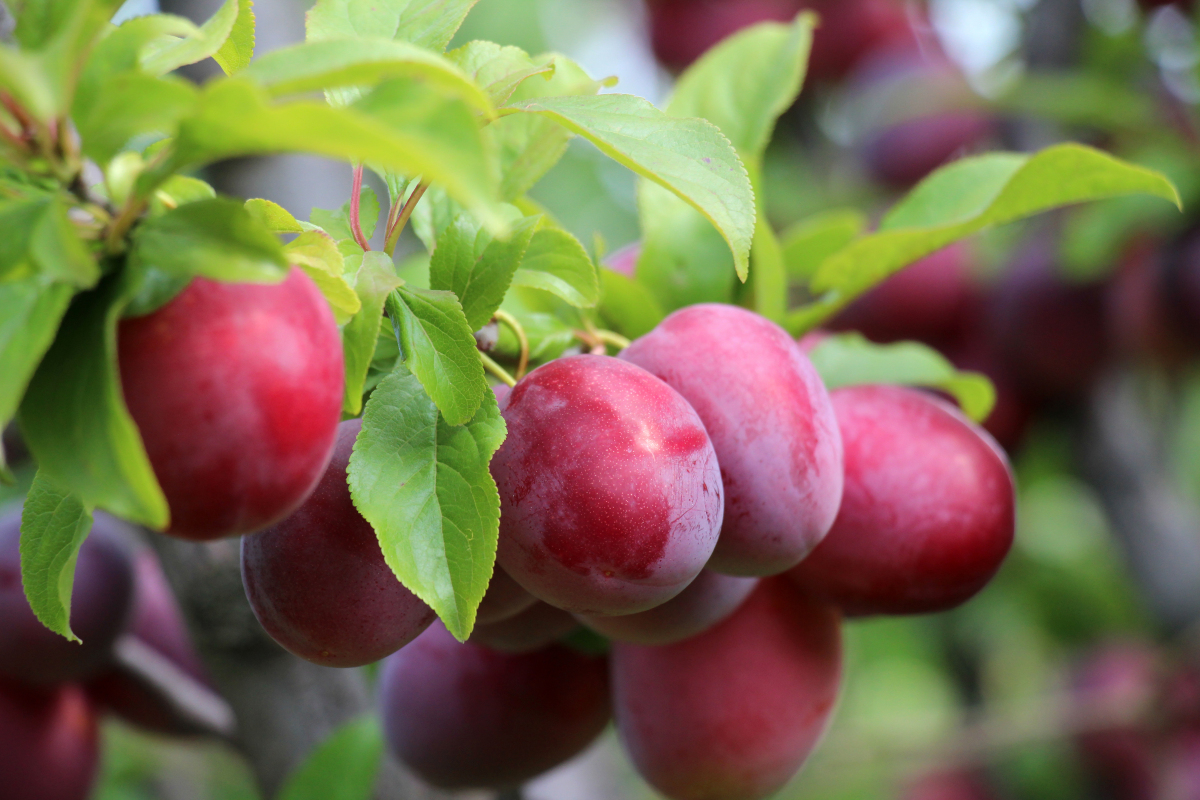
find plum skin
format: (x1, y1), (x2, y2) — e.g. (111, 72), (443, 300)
(475, 564), (537, 626)
(580, 569), (757, 646)
(469, 601), (578, 653)
(788, 385), (1015, 616)
(621, 304), (843, 577)
(0, 508), (135, 684)
(0, 680), (99, 800)
(118, 268), (344, 541)
(491, 354), (723, 616)
(242, 419), (435, 668)
(379, 622), (611, 789)
(612, 579), (842, 800)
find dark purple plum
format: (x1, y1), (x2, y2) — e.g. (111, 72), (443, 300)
(0, 508), (134, 684)
(118, 268), (344, 541)
(621, 304), (843, 576)
(380, 622), (610, 789)
(580, 569), (757, 645)
(469, 602), (578, 653)
(0, 679), (99, 800)
(492, 355), (723, 615)
(788, 385), (1015, 616)
(476, 564), (537, 626)
(241, 419), (435, 667)
(612, 579), (842, 800)
(862, 111), (995, 188)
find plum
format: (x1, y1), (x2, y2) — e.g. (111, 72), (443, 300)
(0, 508), (134, 684)
(829, 243), (979, 347)
(469, 602), (578, 653)
(604, 241), (641, 278)
(118, 268), (344, 541)
(0, 680), (99, 800)
(788, 385), (1014, 616)
(862, 111), (995, 188)
(579, 569), (757, 645)
(380, 622), (610, 789)
(612, 579), (841, 800)
(241, 419), (435, 668)
(491, 354), (723, 615)
(621, 304), (843, 576)
(476, 564), (538, 625)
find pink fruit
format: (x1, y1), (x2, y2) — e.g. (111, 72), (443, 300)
(492, 354), (723, 615)
(612, 579), (842, 800)
(621, 304), (843, 576)
(788, 385), (1015, 615)
(118, 268), (344, 540)
(241, 419), (435, 667)
(380, 622), (610, 789)
(0, 680), (99, 800)
(580, 569), (757, 645)
(469, 602), (578, 653)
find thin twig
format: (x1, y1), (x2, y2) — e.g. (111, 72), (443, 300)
(594, 329), (631, 352)
(385, 180), (429, 257)
(349, 163), (371, 251)
(480, 351), (517, 387)
(574, 329), (609, 356)
(493, 310), (529, 380)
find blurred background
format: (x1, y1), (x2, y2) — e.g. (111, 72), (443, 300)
(6, 0), (1200, 797)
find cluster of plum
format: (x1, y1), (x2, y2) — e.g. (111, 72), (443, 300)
(241, 300), (1016, 798)
(0, 508), (217, 800)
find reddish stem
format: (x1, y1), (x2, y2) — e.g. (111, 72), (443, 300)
(349, 163), (371, 251)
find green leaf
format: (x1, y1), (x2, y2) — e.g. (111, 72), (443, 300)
(808, 333), (996, 423)
(745, 207), (786, 322)
(0, 278), (74, 438)
(141, 0), (246, 76)
(241, 37), (491, 114)
(285, 231), (361, 324)
(511, 227), (599, 308)
(153, 78), (503, 233)
(995, 73), (1157, 133)
(76, 72), (197, 164)
(0, 197), (98, 288)
(279, 715), (384, 800)
(781, 209), (867, 281)
(14, 0), (121, 50)
(0, 45), (57, 122)
(666, 13), (813, 169)
(507, 93), (754, 280)
(19, 276), (170, 528)
(789, 144), (1182, 334)
(19, 470), (94, 642)
(388, 285), (487, 426)
(213, 0), (255, 75)
(132, 197), (288, 284)
(348, 367), (505, 640)
(343, 252), (402, 416)
(306, 0), (479, 53)
(428, 211), (539, 331)
(245, 198), (304, 233)
(150, 175), (216, 216)
(311, 185), (380, 243)
(447, 40), (553, 107)
(635, 206), (738, 311)
(596, 267), (665, 340)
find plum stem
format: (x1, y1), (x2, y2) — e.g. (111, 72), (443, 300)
(595, 329), (631, 351)
(349, 163), (371, 251)
(384, 179), (429, 257)
(479, 351), (517, 387)
(493, 309), (529, 380)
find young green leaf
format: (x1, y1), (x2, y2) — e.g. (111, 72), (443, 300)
(245, 198), (304, 233)
(348, 367), (505, 641)
(0, 278), (74, 438)
(507, 93), (755, 280)
(666, 13), (814, 169)
(241, 38), (490, 114)
(0, 45), (56, 122)
(343, 252), (402, 416)
(636, 210), (738, 311)
(807, 333), (996, 423)
(75, 72), (197, 164)
(19, 276), (169, 529)
(596, 267), (665, 340)
(141, 0), (246, 76)
(388, 285), (487, 426)
(511, 227), (599, 308)
(213, 0), (255, 75)
(285, 231), (361, 324)
(744, 210), (787, 322)
(278, 715), (384, 800)
(19, 470), (94, 642)
(447, 40), (554, 107)
(150, 175), (217, 216)
(311, 185), (380, 243)
(132, 197), (289, 284)
(428, 212), (540, 331)
(790, 144), (1182, 333)
(0, 198), (98, 287)
(306, 0), (479, 53)
(781, 209), (867, 281)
